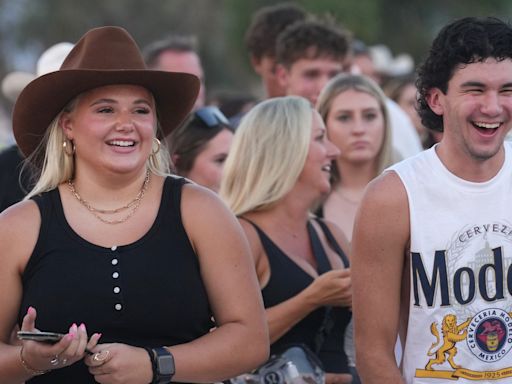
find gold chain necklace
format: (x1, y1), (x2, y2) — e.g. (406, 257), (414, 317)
(67, 170), (150, 224)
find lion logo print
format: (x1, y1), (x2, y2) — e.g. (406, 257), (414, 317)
(425, 314), (472, 370)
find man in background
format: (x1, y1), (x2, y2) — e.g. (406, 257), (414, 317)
(145, 34), (205, 109)
(274, 17), (351, 106)
(245, 2), (308, 99)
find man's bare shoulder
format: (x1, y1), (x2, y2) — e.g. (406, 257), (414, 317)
(353, 170), (410, 253)
(363, 170), (408, 210)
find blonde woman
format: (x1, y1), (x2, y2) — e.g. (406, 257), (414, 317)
(317, 73), (399, 240)
(221, 96), (353, 384)
(316, 73), (401, 382)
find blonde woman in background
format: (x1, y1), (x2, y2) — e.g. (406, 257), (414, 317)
(221, 96), (353, 384)
(317, 73), (399, 240)
(316, 73), (401, 382)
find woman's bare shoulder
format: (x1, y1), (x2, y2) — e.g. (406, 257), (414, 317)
(179, 182), (245, 247)
(0, 200), (41, 265)
(0, 200), (41, 233)
(180, 182), (229, 218)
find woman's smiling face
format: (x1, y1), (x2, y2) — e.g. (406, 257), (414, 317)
(61, 84), (156, 175)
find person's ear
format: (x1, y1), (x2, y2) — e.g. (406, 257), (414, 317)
(60, 113), (74, 140)
(275, 63), (289, 90)
(426, 88), (445, 116)
(171, 154), (180, 167)
(250, 54), (263, 75)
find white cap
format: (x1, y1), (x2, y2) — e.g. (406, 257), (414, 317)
(369, 44), (414, 77)
(1, 42), (73, 103)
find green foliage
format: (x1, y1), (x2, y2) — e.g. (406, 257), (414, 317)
(1, 0), (512, 101)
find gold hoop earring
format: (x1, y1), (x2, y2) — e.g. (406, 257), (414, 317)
(151, 138), (161, 156)
(63, 139), (75, 156)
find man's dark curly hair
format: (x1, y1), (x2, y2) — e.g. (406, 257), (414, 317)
(276, 18), (351, 69)
(245, 2), (308, 61)
(417, 17), (512, 132)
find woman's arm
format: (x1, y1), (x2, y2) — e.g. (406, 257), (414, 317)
(0, 202), (35, 383)
(167, 185), (269, 382)
(0, 202), (98, 383)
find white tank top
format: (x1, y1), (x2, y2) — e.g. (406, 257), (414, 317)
(390, 143), (512, 383)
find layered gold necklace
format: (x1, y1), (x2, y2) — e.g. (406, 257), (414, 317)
(67, 170), (150, 224)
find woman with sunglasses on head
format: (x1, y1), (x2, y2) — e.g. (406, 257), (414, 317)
(0, 27), (268, 384)
(167, 106), (234, 192)
(221, 96), (353, 384)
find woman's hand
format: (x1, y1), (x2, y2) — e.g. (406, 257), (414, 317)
(19, 307), (101, 373)
(304, 269), (352, 308)
(85, 343), (153, 384)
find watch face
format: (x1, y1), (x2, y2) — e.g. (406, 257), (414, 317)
(157, 355), (175, 375)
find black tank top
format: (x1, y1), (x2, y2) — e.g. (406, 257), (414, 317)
(19, 176), (214, 383)
(248, 219), (351, 374)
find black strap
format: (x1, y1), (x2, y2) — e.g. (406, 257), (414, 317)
(314, 218), (350, 268)
(306, 221), (332, 274)
(306, 221), (336, 355)
(143, 347), (157, 383)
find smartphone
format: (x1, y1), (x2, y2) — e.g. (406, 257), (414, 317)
(17, 331), (64, 344)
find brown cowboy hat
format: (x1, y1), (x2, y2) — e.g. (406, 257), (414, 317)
(13, 26), (199, 157)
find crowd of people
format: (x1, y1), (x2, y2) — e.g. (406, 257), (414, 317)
(0, 3), (511, 384)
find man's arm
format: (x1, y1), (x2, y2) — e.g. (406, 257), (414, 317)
(352, 171), (410, 384)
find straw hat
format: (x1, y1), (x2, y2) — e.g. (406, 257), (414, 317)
(13, 26), (199, 157)
(1, 42), (74, 103)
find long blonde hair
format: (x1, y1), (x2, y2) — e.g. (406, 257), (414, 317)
(220, 96), (312, 216)
(316, 73), (397, 186)
(24, 95), (171, 200)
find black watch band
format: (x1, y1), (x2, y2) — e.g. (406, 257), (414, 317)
(152, 347), (175, 384)
(143, 347), (157, 383)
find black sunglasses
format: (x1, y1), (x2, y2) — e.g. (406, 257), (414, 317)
(194, 106), (230, 128)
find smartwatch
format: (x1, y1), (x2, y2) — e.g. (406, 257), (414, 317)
(152, 347), (175, 384)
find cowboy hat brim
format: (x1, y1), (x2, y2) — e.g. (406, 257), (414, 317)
(13, 69), (199, 157)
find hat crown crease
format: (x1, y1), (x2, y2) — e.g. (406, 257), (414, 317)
(61, 27), (146, 71)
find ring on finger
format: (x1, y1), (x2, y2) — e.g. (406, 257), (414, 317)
(60, 358), (68, 365)
(50, 355), (60, 366)
(92, 350), (110, 364)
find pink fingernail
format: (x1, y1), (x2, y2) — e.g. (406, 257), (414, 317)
(27, 307), (35, 315)
(79, 323), (86, 331)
